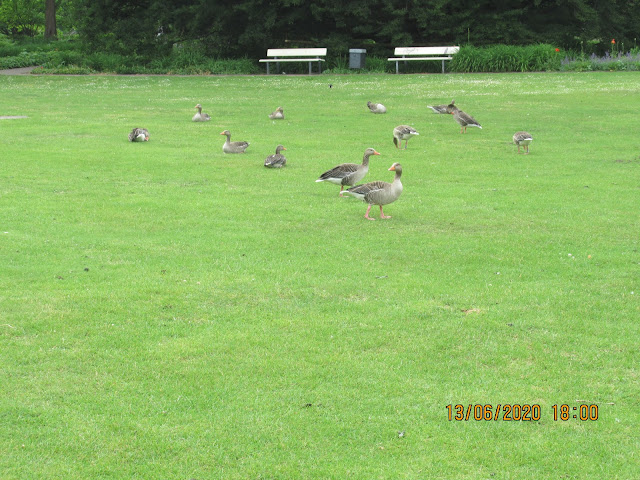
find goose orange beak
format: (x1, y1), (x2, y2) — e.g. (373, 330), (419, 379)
(373, 150), (381, 155)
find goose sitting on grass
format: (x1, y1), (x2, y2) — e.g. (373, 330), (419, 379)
(192, 104), (211, 122)
(393, 125), (419, 149)
(269, 107), (284, 120)
(344, 163), (403, 220)
(316, 148), (380, 196)
(427, 99), (455, 114)
(367, 101), (387, 114)
(513, 131), (533, 154)
(220, 130), (250, 153)
(264, 145), (287, 168)
(128, 128), (149, 142)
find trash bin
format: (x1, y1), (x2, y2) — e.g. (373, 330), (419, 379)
(349, 49), (366, 69)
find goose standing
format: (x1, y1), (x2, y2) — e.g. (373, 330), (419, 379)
(264, 145), (287, 168)
(269, 107), (284, 120)
(344, 163), (403, 220)
(513, 131), (533, 154)
(393, 125), (419, 149)
(220, 130), (250, 153)
(192, 104), (211, 122)
(367, 101), (387, 114)
(449, 106), (482, 133)
(427, 99), (455, 114)
(128, 128), (149, 142)
(316, 148), (380, 196)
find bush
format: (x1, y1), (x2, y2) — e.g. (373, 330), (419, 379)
(450, 44), (561, 72)
(0, 49), (48, 68)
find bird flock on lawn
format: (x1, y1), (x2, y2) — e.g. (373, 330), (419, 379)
(129, 97), (532, 220)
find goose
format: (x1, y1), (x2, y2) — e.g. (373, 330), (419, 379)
(128, 128), (149, 142)
(220, 130), (250, 153)
(393, 125), (419, 149)
(344, 163), (403, 220)
(264, 145), (287, 168)
(192, 104), (211, 122)
(513, 131), (533, 154)
(427, 99), (455, 114)
(316, 147), (380, 196)
(367, 101), (387, 114)
(269, 106), (284, 120)
(449, 106), (482, 133)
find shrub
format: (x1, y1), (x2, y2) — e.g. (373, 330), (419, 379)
(450, 44), (561, 72)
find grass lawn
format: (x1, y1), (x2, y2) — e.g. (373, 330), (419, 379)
(1, 71), (639, 479)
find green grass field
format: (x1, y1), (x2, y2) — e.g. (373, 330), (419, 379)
(1, 71), (639, 479)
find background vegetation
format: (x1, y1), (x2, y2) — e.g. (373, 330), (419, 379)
(1, 0), (640, 74)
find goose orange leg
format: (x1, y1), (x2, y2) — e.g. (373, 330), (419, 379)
(365, 205), (375, 220)
(380, 205), (391, 219)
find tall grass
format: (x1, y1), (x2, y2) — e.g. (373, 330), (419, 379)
(450, 44), (561, 72)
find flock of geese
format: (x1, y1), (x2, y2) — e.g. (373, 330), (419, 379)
(127, 100), (533, 220)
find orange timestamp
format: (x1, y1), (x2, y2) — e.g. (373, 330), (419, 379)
(446, 404), (541, 421)
(446, 404), (599, 421)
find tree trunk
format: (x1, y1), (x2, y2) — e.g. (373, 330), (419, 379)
(45, 0), (57, 39)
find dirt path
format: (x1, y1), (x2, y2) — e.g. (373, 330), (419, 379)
(0, 66), (37, 75)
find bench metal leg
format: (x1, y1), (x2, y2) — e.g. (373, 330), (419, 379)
(266, 63), (270, 74)
(442, 59), (445, 73)
(395, 61), (399, 74)
(309, 61), (312, 75)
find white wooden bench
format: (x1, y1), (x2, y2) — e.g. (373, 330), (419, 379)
(388, 46), (460, 73)
(259, 48), (327, 75)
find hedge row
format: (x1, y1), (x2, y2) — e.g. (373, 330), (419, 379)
(3, 40), (640, 74)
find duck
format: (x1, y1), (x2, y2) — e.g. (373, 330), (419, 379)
(449, 106), (482, 133)
(427, 99), (455, 114)
(264, 145), (287, 168)
(367, 101), (387, 114)
(393, 125), (419, 149)
(128, 128), (149, 142)
(344, 163), (403, 220)
(192, 104), (211, 122)
(513, 131), (533, 154)
(316, 147), (380, 196)
(220, 130), (250, 153)
(269, 106), (284, 120)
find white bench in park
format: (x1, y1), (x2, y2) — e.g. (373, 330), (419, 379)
(388, 46), (460, 73)
(259, 48), (327, 75)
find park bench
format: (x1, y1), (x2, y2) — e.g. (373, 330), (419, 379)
(259, 48), (327, 75)
(388, 46), (460, 74)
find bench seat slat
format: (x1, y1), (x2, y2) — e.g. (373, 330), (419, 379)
(388, 57), (453, 61)
(394, 47), (459, 55)
(266, 48), (327, 57)
(259, 58), (325, 62)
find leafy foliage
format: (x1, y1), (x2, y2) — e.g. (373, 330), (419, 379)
(450, 44), (561, 72)
(68, 0), (640, 61)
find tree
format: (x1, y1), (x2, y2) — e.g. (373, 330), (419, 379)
(0, 0), (43, 36)
(45, 0), (56, 38)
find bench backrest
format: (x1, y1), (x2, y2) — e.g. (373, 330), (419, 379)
(394, 46), (459, 56)
(266, 48), (327, 58)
